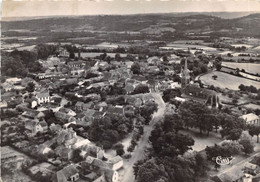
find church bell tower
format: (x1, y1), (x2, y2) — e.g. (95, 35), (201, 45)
(181, 58), (190, 88)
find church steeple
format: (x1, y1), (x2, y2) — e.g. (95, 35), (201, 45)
(181, 58), (190, 88)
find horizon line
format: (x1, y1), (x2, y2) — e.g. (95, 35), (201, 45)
(2, 10), (260, 20)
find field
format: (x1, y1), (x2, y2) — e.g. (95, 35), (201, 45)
(80, 52), (129, 58)
(231, 44), (253, 48)
(166, 43), (216, 51)
(222, 62), (260, 74)
(200, 71), (260, 90)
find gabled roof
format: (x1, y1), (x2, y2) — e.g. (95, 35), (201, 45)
(57, 164), (78, 181)
(240, 113), (259, 122)
(25, 120), (39, 130)
(39, 120), (48, 128)
(213, 166), (244, 182)
(244, 162), (259, 170)
(36, 90), (50, 98)
(131, 75), (147, 82)
(107, 156), (123, 164)
(107, 105), (124, 115)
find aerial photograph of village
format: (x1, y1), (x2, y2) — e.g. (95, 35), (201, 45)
(1, 0), (260, 182)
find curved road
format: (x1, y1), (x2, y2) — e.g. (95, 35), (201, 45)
(120, 92), (166, 182)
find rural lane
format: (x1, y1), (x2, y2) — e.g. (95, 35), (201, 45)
(120, 92), (166, 182)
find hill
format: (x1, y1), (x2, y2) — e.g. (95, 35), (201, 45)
(1, 13), (260, 45)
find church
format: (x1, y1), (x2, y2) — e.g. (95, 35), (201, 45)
(180, 59), (221, 108)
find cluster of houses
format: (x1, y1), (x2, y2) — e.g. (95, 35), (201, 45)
(212, 154), (260, 182)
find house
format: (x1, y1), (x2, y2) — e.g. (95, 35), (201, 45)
(0, 100), (8, 109)
(131, 75), (148, 84)
(80, 145), (104, 160)
(52, 164), (79, 182)
(80, 158), (119, 182)
(147, 66), (160, 74)
(73, 139), (91, 149)
(2, 82), (14, 92)
(244, 162), (260, 175)
(125, 61), (134, 69)
(36, 90), (51, 104)
(6, 77), (22, 84)
(183, 84), (221, 108)
(67, 61), (85, 68)
(79, 109), (96, 122)
(124, 105), (135, 115)
(70, 68), (85, 77)
(93, 111), (106, 120)
(50, 124), (62, 134)
(25, 119), (48, 136)
(84, 93), (101, 102)
(147, 56), (161, 66)
(55, 111), (77, 123)
(54, 146), (73, 160)
(56, 128), (77, 148)
(211, 166), (245, 182)
(175, 96), (186, 102)
(240, 113), (260, 126)
(59, 107), (77, 117)
(24, 97), (38, 109)
(125, 83), (135, 94)
(107, 156), (124, 171)
(21, 110), (45, 120)
(142, 95), (155, 104)
(125, 96), (143, 108)
(106, 105), (125, 116)
(147, 79), (158, 92)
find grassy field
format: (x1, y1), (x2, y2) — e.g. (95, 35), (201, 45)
(222, 62), (260, 74)
(80, 52), (129, 58)
(166, 43), (217, 51)
(200, 71), (260, 90)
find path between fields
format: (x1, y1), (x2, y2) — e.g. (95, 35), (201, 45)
(120, 92), (166, 182)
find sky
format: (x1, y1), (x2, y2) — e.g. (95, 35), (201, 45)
(1, 0), (260, 18)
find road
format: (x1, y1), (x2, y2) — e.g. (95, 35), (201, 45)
(217, 152), (260, 176)
(120, 92), (166, 182)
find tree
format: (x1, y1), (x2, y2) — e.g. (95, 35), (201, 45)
(26, 82), (35, 92)
(127, 145), (135, 153)
(133, 84), (149, 94)
(133, 160), (146, 178)
(248, 125), (260, 143)
(150, 127), (194, 157)
(140, 101), (158, 124)
(194, 153), (209, 177)
(131, 62), (141, 74)
(162, 55), (168, 63)
(220, 114), (245, 139)
(115, 53), (121, 61)
(239, 84), (246, 91)
(163, 114), (183, 133)
(2, 54), (28, 77)
(69, 52), (75, 59)
(239, 132), (255, 155)
(72, 148), (83, 162)
(136, 159), (164, 182)
(214, 56), (222, 71)
(226, 128), (243, 140)
(114, 143), (125, 156)
(205, 144), (231, 160)
(162, 89), (181, 102)
(220, 140), (244, 155)
(212, 75), (218, 80)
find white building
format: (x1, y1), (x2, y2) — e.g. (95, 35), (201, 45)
(240, 113), (260, 126)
